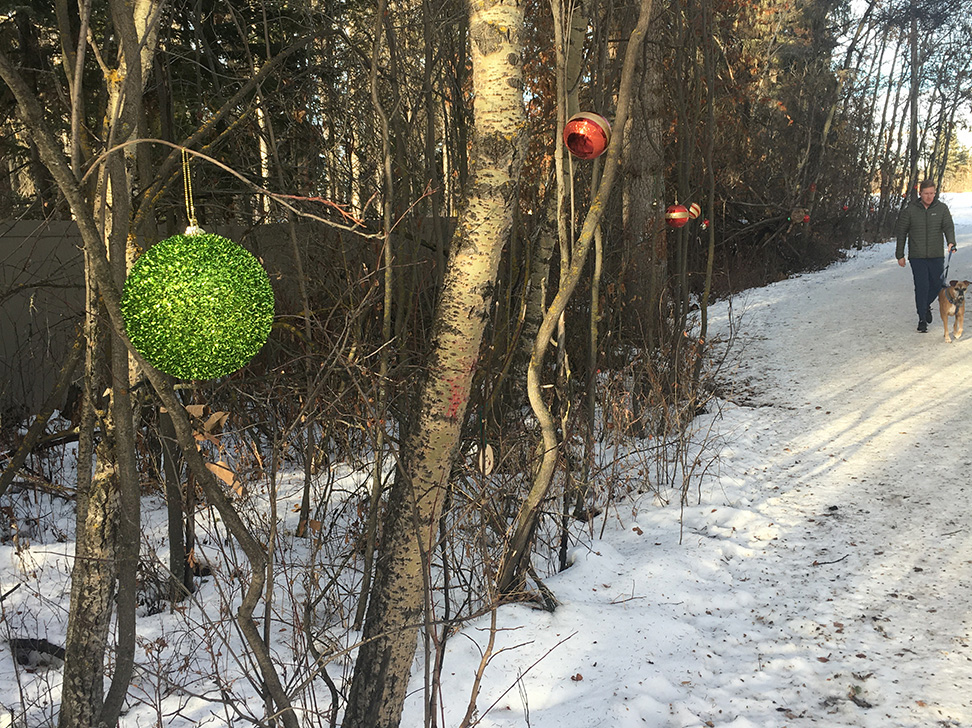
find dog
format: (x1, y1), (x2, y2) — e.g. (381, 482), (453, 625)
(938, 279), (971, 343)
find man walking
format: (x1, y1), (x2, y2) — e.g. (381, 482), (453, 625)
(896, 179), (957, 333)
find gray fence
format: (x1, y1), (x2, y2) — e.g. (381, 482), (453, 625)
(1, 220), (84, 423)
(0, 217), (440, 424)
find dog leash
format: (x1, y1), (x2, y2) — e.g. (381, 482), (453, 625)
(942, 247), (955, 284)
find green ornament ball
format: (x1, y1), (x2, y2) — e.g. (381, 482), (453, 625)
(121, 232), (274, 380)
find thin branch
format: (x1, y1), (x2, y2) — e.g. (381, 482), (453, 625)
(88, 138), (377, 236)
(132, 31), (316, 230)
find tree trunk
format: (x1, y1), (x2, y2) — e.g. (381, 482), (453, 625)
(160, 405), (192, 601)
(621, 15), (666, 350)
(59, 0), (160, 714)
(340, 0), (527, 722)
(58, 253), (115, 728)
(519, 0), (587, 364)
(354, 0), (397, 630)
(907, 0), (919, 191)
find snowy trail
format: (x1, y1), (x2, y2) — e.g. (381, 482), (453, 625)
(705, 201), (972, 726)
(406, 195), (972, 728)
(692, 246), (972, 725)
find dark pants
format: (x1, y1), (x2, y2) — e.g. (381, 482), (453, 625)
(910, 257), (945, 322)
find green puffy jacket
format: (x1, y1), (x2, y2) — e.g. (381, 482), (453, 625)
(895, 197), (956, 260)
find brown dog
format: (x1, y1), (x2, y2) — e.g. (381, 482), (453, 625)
(938, 279), (971, 343)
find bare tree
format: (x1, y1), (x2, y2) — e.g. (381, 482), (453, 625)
(497, 0), (654, 597)
(340, 0), (528, 722)
(0, 1), (302, 725)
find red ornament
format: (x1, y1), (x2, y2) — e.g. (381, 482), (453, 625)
(687, 202), (702, 219)
(701, 218), (709, 230)
(665, 204), (690, 228)
(563, 112), (612, 160)
(802, 214), (810, 223)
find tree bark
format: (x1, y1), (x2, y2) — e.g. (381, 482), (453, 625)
(907, 0), (919, 191)
(340, 0), (527, 722)
(621, 12), (666, 350)
(354, 0), (397, 631)
(159, 405), (192, 601)
(59, 255), (115, 728)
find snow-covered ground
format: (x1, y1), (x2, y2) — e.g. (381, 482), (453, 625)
(3, 193), (972, 727)
(400, 193), (972, 728)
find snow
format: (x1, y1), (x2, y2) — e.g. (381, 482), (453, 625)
(4, 193), (972, 726)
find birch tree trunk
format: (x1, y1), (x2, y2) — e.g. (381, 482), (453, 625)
(57, 1), (162, 724)
(340, 0), (527, 722)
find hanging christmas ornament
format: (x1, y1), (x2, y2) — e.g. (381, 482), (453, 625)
(121, 150), (274, 380)
(563, 112), (612, 160)
(802, 214), (810, 224)
(701, 218), (709, 230)
(122, 233), (274, 379)
(665, 204), (690, 228)
(687, 202), (702, 220)
(476, 443), (496, 476)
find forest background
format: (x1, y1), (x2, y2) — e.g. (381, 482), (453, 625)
(0, 0), (971, 726)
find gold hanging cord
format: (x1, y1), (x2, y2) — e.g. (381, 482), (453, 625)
(182, 148), (200, 233)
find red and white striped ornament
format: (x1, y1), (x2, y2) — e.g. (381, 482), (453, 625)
(665, 204), (690, 228)
(563, 112), (612, 160)
(687, 202), (702, 220)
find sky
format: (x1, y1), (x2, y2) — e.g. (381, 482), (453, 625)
(3, 194), (972, 727)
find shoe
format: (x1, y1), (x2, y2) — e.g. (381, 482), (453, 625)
(926, 306), (933, 323)
(918, 320), (928, 333)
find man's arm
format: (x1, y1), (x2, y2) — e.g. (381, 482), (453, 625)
(943, 205), (957, 251)
(894, 205), (911, 261)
